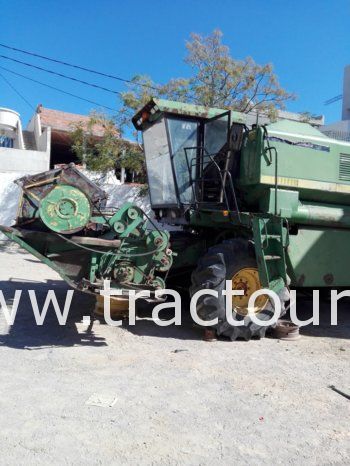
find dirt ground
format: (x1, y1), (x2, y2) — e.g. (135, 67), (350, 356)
(0, 243), (349, 465)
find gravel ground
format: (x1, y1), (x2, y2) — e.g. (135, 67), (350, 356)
(0, 243), (349, 465)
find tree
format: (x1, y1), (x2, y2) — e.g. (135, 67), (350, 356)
(120, 29), (294, 122)
(118, 75), (191, 138)
(70, 112), (144, 177)
(72, 30), (294, 176)
(184, 30), (295, 115)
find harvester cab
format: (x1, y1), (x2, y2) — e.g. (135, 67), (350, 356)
(132, 99), (246, 223)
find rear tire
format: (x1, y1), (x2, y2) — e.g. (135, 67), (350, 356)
(190, 238), (289, 340)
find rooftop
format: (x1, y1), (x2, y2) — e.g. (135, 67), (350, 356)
(37, 105), (107, 136)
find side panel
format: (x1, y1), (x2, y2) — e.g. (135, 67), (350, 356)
(239, 125), (350, 207)
(287, 227), (350, 287)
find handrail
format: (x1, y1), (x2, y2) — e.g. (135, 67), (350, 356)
(263, 126), (279, 216)
(183, 145), (241, 220)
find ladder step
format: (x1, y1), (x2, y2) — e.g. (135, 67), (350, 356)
(265, 255), (282, 261)
(266, 234), (281, 239)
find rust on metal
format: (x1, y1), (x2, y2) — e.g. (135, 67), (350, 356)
(203, 329), (217, 342)
(323, 273), (334, 285)
(132, 98), (246, 130)
(70, 236), (121, 248)
(272, 319), (300, 341)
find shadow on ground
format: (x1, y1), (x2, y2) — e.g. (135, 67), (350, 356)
(0, 242), (29, 255)
(123, 292), (350, 341)
(291, 293), (350, 339)
(122, 296), (203, 341)
(0, 279), (106, 349)
(1, 279), (350, 350)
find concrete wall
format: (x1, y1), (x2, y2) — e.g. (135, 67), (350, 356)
(26, 112), (40, 135)
(27, 112), (51, 154)
(0, 147), (50, 173)
(0, 108), (25, 149)
(37, 126), (51, 153)
(1, 108), (51, 173)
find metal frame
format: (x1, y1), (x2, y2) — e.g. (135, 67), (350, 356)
(181, 111), (241, 216)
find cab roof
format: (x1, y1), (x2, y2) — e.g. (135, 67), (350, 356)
(132, 98), (246, 130)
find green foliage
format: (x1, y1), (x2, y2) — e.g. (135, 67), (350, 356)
(138, 183), (149, 196)
(120, 29), (295, 123)
(120, 147), (147, 183)
(70, 112), (144, 175)
(184, 30), (295, 114)
(71, 30), (295, 174)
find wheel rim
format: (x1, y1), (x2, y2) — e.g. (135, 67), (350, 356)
(231, 267), (269, 316)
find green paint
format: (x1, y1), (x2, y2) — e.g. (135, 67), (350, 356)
(240, 122), (350, 206)
(132, 98), (246, 129)
(252, 216), (287, 292)
(132, 98), (350, 289)
(287, 227), (350, 287)
(39, 184), (91, 234)
(4, 98), (350, 298)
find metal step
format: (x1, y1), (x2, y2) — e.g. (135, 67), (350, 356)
(252, 216), (287, 292)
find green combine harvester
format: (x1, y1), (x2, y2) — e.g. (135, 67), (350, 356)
(2, 98), (350, 340)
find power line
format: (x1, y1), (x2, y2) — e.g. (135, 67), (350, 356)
(0, 54), (122, 96)
(0, 72), (35, 110)
(0, 42), (160, 91)
(324, 94), (343, 105)
(0, 65), (117, 112)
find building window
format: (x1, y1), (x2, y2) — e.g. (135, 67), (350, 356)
(0, 136), (14, 148)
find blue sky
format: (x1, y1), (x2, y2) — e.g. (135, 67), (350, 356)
(1, 0), (349, 130)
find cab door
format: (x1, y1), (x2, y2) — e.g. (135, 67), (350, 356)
(199, 112), (231, 204)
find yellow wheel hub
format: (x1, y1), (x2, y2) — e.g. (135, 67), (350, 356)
(94, 294), (129, 319)
(231, 267), (268, 316)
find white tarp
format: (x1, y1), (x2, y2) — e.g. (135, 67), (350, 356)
(0, 172), (27, 239)
(82, 170), (151, 212)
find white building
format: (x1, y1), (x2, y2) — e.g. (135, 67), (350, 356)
(321, 65), (350, 141)
(0, 107), (51, 238)
(0, 107), (50, 173)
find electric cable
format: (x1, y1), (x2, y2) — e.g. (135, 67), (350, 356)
(0, 71), (35, 110)
(0, 65), (116, 111)
(0, 43), (160, 90)
(0, 54), (121, 96)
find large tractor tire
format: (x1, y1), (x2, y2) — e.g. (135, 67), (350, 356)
(190, 238), (289, 340)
